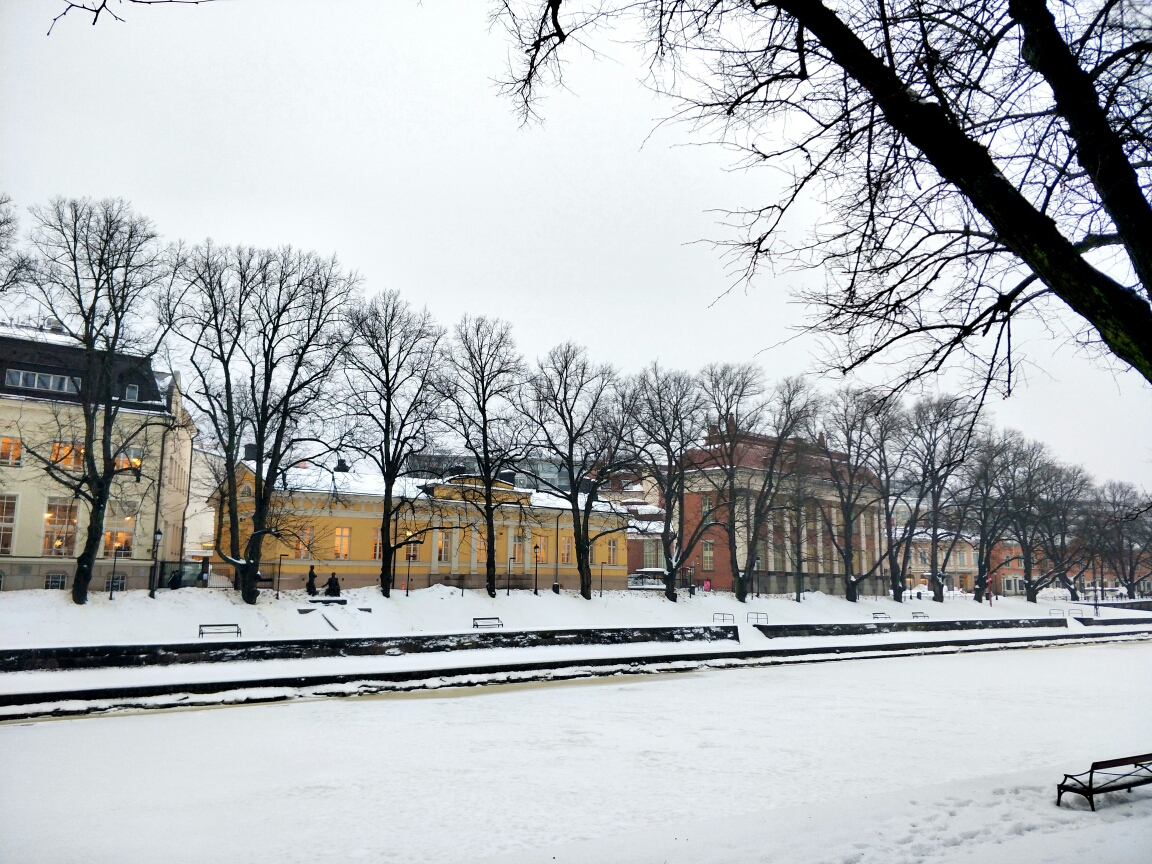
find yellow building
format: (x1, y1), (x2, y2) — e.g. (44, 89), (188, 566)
(0, 323), (195, 592)
(213, 465), (631, 592)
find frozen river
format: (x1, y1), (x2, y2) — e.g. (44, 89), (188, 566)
(2, 641), (1150, 863)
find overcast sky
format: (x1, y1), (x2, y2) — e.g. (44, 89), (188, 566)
(2, 0), (1151, 486)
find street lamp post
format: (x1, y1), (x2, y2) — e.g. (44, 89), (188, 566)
(533, 544), (540, 595)
(507, 557), (514, 596)
(276, 553), (287, 600)
(600, 562), (604, 597)
(148, 528), (163, 599)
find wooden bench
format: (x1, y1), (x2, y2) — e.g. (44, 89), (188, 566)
(199, 623), (241, 638)
(872, 612), (891, 620)
(911, 611), (929, 620)
(746, 612), (768, 625)
(472, 617), (503, 629)
(1057, 754), (1152, 810)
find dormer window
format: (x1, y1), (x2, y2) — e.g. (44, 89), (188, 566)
(5, 369), (79, 394)
(124, 384), (139, 402)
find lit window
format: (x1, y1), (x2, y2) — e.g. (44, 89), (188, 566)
(0, 495), (15, 555)
(334, 527), (350, 560)
(43, 497), (78, 556)
(702, 540), (714, 571)
(51, 442), (84, 472)
(534, 538), (547, 564)
(124, 384), (139, 402)
(405, 539), (419, 562)
(372, 529), (383, 561)
(607, 538), (617, 565)
(512, 533), (523, 564)
(104, 532), (133, 558)
(114, 446), (144, 471)
(561, 536), (572, 565)
(437, 532), (451, 562)
(0, 437), (22, 467)
(295, 526), (313, 559)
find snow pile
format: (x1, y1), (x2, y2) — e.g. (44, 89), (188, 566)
(3, 583), (1141, 649)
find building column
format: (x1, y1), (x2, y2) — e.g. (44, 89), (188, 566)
(430, 527), (440, 576)
(450, 517), (460, 575)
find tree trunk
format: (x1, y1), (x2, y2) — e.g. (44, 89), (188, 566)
(378, 507), (393, 598)
(932, 578), (944, 604)
(71, 498), (108, 604)
(1025, 582), (1038, 603)
(484, 506), (497, 598)
(844, 577), (858, 602)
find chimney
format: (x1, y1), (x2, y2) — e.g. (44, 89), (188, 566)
(243, 443), (257, 461)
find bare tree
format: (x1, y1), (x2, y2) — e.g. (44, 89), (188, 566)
(697, 362), (766, 602)
(17, 197), (179, 604)
(811, 387), (884, 602)
(440, 315), (527, 597)
(865, 399), (924, 602)
(499, 1), (1152, 392)
(962, 429), (1018, 603)
(176, 243), (357, 604)
(1091, 481), (1152, 600)
(1002, 437), (1059, 602)
(905, 396), (978, 602)
(631, 362), (708, 601)
(523, 342), (634, 599)
(1034, 461), (1094, 600)
(344, 291), (445, 598)
(0, 194), (30, 294)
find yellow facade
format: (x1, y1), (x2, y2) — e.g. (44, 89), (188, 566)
(214, 473), (631, 592)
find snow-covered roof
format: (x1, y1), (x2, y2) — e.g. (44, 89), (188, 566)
(253, 461), (624, 517)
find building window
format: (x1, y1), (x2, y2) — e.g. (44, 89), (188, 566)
(104, 573), (125, 592)
(0, 495), (15, 555)
(372, 529), (383, 561)
(701, 495), (713, 514)
(476, 530), (488, 562)
(956, 551), (967, 566)
(51, 442), (84, 472)
(588, 541), (595, 566)
(295, 526), (313, 559)
(5, 369), (79, 394)
(561, 536), (572, 565)
(534, 538), (547, 564)
(114, 446), (144, 471)
(405, 538), (420, 562)
(918, 550), (929, 566)
(607, 538), (617, 565)
(124, 384), (139, 402)
(512, 533), (523, 564)
(702, 540), (714, 571)
(240, 484), (253, 498)
(43, 497), (78, 556)
(333, 527), (351, 560)
(44, 573), (67, 589)
(0, 436), (22, 467)
(103, 501), (137, 558)
(437, 532), (451, 563)
(643, 540), (658, 569)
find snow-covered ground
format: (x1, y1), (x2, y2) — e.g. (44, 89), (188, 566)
(1, 641), (1149, 863)
(2, 584), (1142, 649)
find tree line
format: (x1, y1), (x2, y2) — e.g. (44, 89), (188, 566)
(0, 195), (1146, 606)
